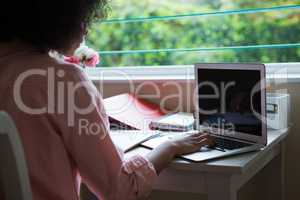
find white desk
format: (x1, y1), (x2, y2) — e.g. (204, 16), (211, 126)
(126, 129), (289, 200)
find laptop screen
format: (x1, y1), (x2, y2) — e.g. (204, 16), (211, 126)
(197, 68), (262, 136)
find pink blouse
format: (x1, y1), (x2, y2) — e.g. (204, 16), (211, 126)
(0, 44), (157, 200)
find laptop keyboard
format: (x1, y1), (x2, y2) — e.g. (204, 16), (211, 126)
(212, 137), (251, 150)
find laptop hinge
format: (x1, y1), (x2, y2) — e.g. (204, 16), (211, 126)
(210, 133), (256, 144)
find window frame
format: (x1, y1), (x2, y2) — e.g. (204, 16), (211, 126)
(86, 63), (300, 83)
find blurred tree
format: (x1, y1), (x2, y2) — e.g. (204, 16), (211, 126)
(86, 0), (300, 67)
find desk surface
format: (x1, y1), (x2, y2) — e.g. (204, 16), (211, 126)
(125, 128), (289, 174)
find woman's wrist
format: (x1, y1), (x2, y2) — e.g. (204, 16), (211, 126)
(163, 141), (180, 157)
(146, 141), (178, 174)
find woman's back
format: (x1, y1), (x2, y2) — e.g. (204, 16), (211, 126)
(0, 44), (82, 200)
(0, 43), (161, 200)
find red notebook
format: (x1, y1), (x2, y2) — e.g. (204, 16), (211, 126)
(103, 93), (165, 130)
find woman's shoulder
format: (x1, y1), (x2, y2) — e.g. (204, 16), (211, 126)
(44, 56), (88, 81)
(17, 55), (88, 90)
(47, 56), (83, 72)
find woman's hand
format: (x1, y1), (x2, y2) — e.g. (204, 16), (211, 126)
(146, 133), (213, 174)
(166, 133), (214, 156)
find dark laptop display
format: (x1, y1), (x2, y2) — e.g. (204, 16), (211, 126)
(197, 69), (262, 136)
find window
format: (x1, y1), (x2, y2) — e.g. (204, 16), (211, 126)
(86, 0), (300, 68)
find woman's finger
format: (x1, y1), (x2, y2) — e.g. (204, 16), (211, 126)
(194, 138), (212, 147)
(190, 133), (208, 139)
(192, 135), (213, 143)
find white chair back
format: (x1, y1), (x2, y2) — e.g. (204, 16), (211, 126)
(0, 111), (32, 200)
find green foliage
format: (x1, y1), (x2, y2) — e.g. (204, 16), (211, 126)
(86, 0), (300, 67)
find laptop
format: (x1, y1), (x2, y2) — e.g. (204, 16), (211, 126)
(189, 63), (267, 162)
(142, 63), (267, 162)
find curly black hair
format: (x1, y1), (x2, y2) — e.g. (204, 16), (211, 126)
(0, 0), (109, 52)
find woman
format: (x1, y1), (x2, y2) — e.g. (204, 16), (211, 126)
(0, 0), (212, 199)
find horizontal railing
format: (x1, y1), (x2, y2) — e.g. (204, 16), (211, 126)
(96, 4), (300, 58)
(99, 4), (300, 24)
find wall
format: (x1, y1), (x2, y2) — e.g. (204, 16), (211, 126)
(282, 83), (300, 200)
(94, 79), (300, 200)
